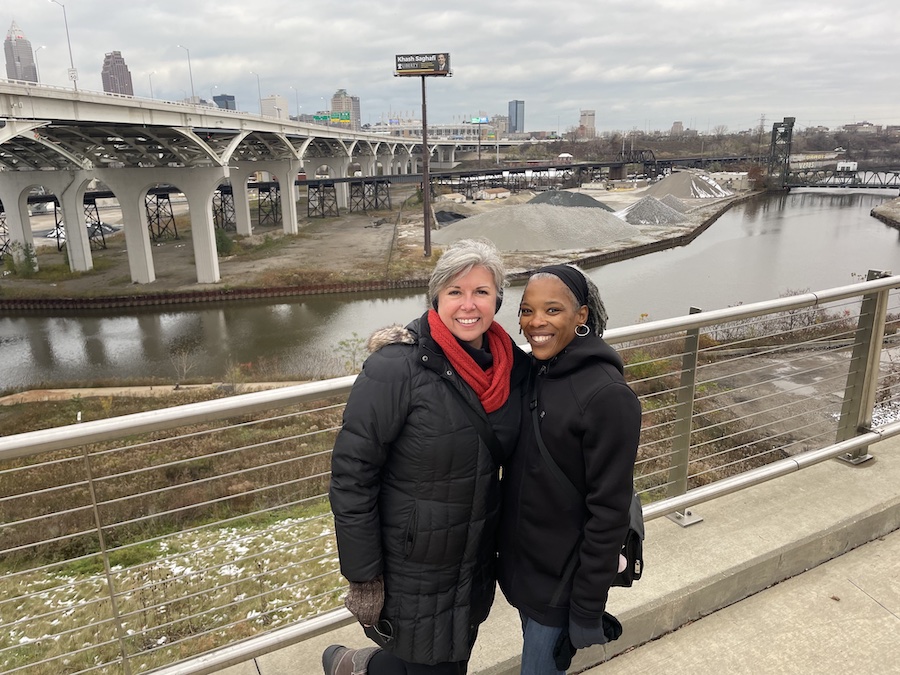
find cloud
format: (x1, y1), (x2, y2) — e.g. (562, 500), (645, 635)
(6, 0), (896, 132)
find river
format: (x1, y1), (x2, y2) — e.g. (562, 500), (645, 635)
(2, 189), (899, 392)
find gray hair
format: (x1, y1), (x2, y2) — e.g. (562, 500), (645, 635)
(428, 238), (507, 308)
(528, 265), (608, 336)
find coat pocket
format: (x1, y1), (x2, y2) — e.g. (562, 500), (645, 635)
(403, 505), (418, 558)
(404, 500), (469, 564)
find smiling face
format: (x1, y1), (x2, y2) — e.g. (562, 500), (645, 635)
(436, 265), (498, 348)
(519, 276), (589, 360)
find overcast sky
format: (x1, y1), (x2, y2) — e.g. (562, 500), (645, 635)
(4, 0), (896, 134)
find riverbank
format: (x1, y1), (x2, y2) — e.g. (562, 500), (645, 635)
(0, 179), (755, 311)
(870, 194), (900, 229)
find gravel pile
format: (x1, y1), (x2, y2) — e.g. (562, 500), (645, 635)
(617, 196), (687, 225)
(529, 190), (615, 211)
(646, 170), (733, 199)
(660, 194), (690, 213)
(432, 203), (640, 252)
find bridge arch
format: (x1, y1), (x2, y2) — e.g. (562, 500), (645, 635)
(0, 170), (95, 274)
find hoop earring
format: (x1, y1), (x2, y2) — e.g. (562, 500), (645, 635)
(575, 324), (590, 337)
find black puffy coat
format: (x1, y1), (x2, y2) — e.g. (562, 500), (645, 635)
(498, 334), (641, 629)
(330, 313), (529, 665)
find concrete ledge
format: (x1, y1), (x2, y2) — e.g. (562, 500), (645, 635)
(221, 435), (900, 675)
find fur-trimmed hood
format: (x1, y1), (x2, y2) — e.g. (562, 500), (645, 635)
(366, 322), (418, 353)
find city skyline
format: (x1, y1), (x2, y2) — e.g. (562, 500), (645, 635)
(2, 1), (897, 134)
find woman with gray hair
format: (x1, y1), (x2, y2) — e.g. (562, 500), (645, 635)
(325, 238), (530, 675)
(498, 264), (641, 674)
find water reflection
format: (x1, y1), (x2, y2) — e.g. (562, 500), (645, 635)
(2, 190), (898, 391)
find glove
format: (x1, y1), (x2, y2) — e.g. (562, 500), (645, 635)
(568, 612), (623, 650)
(553, 630), (577, 671)
(344, 576), (384, 626)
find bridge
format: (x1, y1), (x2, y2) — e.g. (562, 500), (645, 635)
(785, 167), (900, 189)
(0, 81), (543, 284)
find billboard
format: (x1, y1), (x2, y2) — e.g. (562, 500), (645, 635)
(395, 53), (451, 77)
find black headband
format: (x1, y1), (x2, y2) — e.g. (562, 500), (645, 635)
(535, 264), (589, 307)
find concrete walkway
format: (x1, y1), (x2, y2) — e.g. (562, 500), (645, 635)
(222, 434), (900, 675)
(587, 528), (900, 675)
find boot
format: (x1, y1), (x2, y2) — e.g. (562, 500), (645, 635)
(322, 645), (381, 675)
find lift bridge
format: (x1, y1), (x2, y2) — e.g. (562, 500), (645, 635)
(767, 116), (900, 192)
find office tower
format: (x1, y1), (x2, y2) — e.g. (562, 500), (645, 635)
(261, 94), (289, 118)
(508, 100), (525, 134)
(213, 94), (236, 110)
(331, 88), (361, 130)
(579, 110), (596, 138)
(101, 51), (134, 96)
(4, 21), (37, 83)
(671, 121), (684, 135)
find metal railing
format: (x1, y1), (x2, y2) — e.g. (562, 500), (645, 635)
(2, 272), (899, 675)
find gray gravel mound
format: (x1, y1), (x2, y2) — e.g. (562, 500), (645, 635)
(529, 190), (615, 211)
(432, 203), (640, 252)
(660, 194), (690, 213)
(646, 171), (733, 199)
(618, 196), (687, 225)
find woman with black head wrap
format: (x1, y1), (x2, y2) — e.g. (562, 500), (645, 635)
(497, 264), (641, 674)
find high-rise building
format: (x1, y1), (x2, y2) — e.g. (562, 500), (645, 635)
(579, 110), (596, 139)
(4, 21), (37, 83)
(508, 100), (525, 134)
(213, 94), (236, 110)
(100, 51), (134, 96)
(261, 94), (289, 118)
(331, 88), (361, 130)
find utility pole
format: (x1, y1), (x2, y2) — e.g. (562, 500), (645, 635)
(421, 75), (432, 257)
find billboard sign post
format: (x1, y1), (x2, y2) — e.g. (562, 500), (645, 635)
(395, 53), (451, 257)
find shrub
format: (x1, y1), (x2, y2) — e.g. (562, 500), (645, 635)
(215, 227), (235, 256)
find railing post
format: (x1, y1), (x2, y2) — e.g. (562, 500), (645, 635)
(835, 269), (892, 464)
(667, 307), (704, 527)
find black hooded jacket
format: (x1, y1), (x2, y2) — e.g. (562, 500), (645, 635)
(330, 312), (529, 665)
(498, 333), (641, 629)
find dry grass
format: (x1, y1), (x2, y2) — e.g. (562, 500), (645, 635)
(0, 392), (349, 673)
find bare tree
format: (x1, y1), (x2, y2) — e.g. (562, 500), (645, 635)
(169, 347), (197, 387)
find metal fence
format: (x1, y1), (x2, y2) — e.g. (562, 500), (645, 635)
(2, 272), (900, 675)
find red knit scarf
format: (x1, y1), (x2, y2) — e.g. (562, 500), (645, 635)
(427, 309), (513, 413)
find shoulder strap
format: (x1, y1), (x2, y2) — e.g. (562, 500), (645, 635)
(530, 372), (582, 504)
(446, 382), (504, 468)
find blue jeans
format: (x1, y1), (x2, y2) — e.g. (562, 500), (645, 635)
(519, 612), (566, 675)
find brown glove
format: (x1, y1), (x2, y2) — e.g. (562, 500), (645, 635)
(344, 576), (384, 626)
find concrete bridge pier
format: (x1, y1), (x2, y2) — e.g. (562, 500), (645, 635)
(358, 154), (377, 177)
(179, 167), (229, 284)
(55, 172), (93, 273)
(319, 157), (352, 210)
(0, 173), (41, 271)
(94, 169), (156, 284)
(271, 160), (301, 235)
(228, 166), (256, 237)
(398, 153), (411, 175)
(231, 161), (302, 235)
